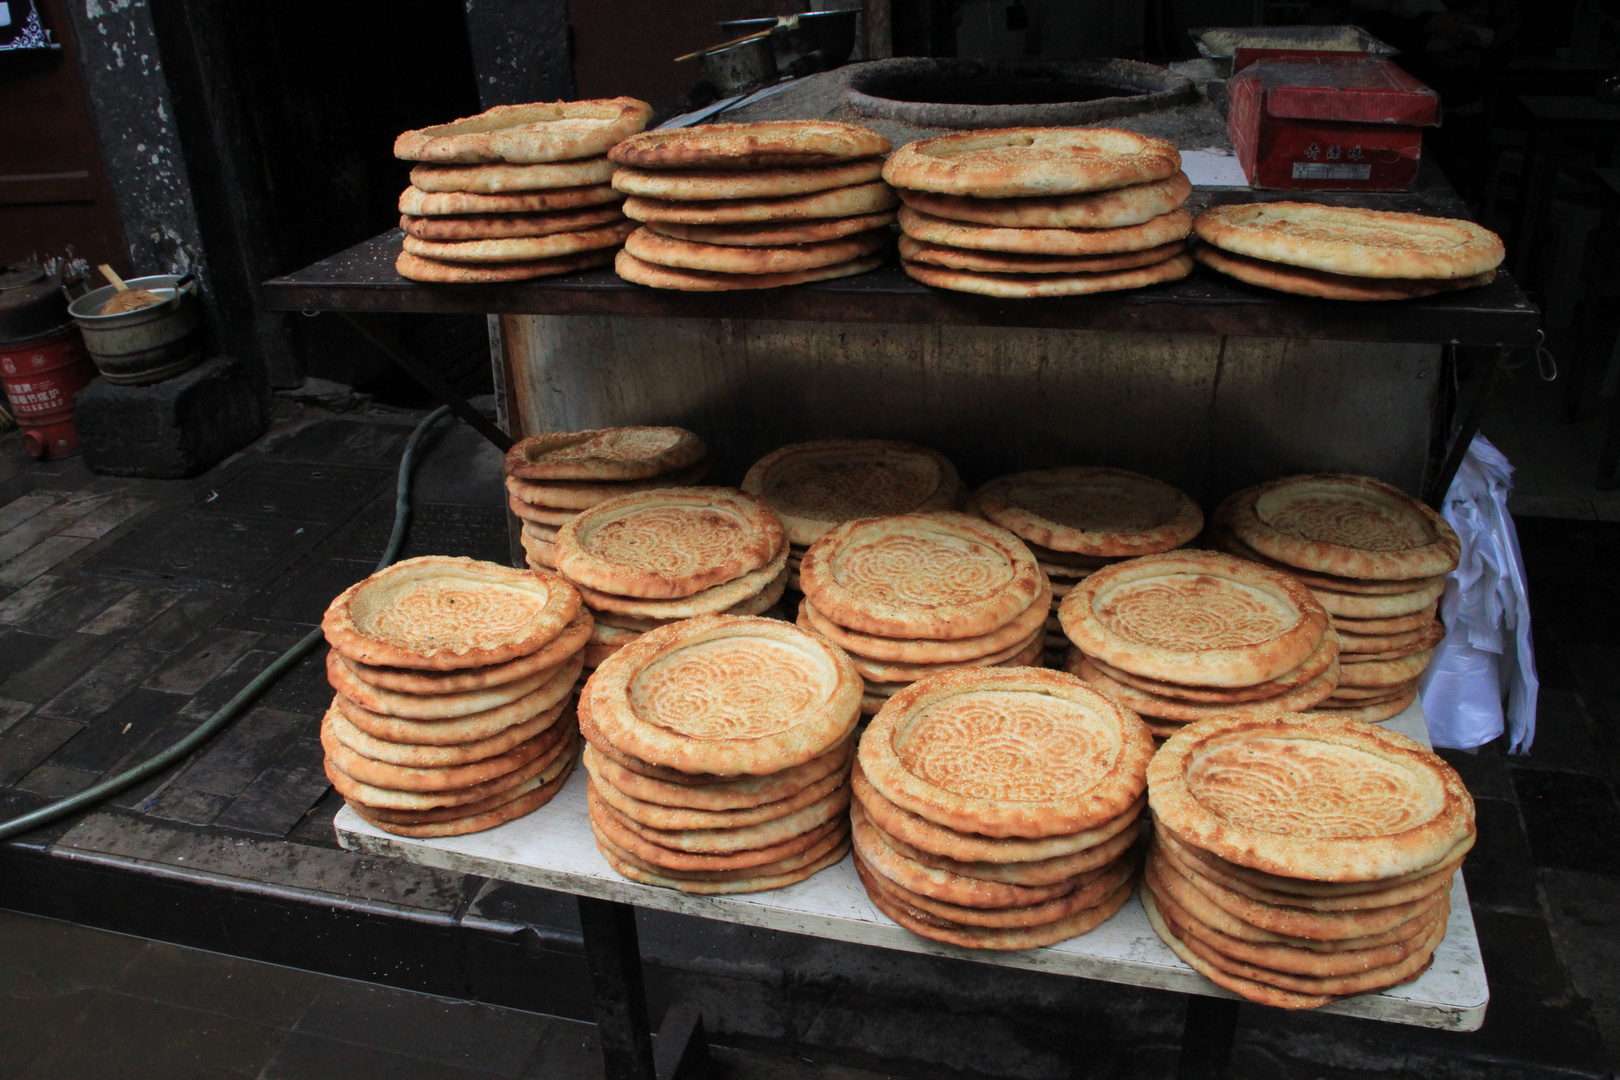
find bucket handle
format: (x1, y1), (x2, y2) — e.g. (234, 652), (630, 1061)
(168, 272), (197, 310)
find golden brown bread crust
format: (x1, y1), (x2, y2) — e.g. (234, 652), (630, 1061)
(1075, 654), (1339, 722)
(395, 248), (614, 283)
(1079, 628), (1338, 705)
(1147, 714), (1476, 881)
(611, 159), (884, 200)
(1194, 202), (1504, 279)
(582, 615), (862, 776)
(349, 758), (575, 837)
(645, 211), (896, 247)
(883, 127), (1182, 197)
(974, 466), (1202, 556)
(505, 462), (709, 509)
(394, 98), (652, 164)
(860, 667), (1154, 838)
(597, 830), (850, 894)
(615, 250), (887, 291)
(505, 427), (706, 481)
(555, 487), (782, 599)
(898, 172), (1191, 229)
(800, 511), (1044, 640)
(340, 609), (591, 694)
(799, 591), (1049, 664)
(322, 557), (582, 671)
(398, 183), (621, 216)
(1195, 244), (1497, 299)
(400, 205), (626, 241)
(900, 205), (1192, 255)
(623, 225), (890, 275)
(409, 157), (616, 193)
(609, 120), (890, 170)
(899, 236), (1186, 275)
(742, 438), (965, 547)
(401, 220), (635, 263)
(572, 549), (788, 619)
(1218, 474), (1461, 581)
(622, 183), (898, 225)
(325, 726), (575, 810)
(587, 776), (851, 853)
(1057, 551), (1329, 688)
(903, 253), (1194, 298)
(582, 737), (852, 811)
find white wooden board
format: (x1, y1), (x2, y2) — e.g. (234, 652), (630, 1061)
(336, 701), (1487, 1031)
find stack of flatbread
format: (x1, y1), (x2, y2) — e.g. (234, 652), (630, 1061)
(1213, 474), (1459, 723)
(742, 439), (965, 593)
(969, 467), (1203, 668)
(319, 557), (591, 836)
(1057, 551), (1339, 739)
(553, 487), (789, 670)
(504, 427), (709, 572)
(883, 128), (1197, 298)
(608, 121), (899, 291)
(580, 615), (861, 893)
(797, 512), (1048, 714)
(852, 668), (1151, 949)
(1192, 203), (1505, 301)
(1144, 714), (1475, 1009)
(392, 98), (652, 283)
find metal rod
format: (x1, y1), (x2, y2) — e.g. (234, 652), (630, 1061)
(336, 312), (515, 452)
(578, 896), (656, 1080)
(1425, 345), (1513, 508)
(1177, 995), (1240, 1080)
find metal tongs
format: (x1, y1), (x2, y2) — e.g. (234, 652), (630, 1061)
(674, 15), (799, 62)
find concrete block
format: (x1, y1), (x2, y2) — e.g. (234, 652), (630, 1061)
(76, 356), (265, 479)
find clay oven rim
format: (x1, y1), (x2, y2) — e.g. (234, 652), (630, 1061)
(845, 58), (1197, 130)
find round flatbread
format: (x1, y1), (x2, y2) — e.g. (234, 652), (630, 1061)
(799, 511), (1044, 640)
(1310, 578), (1447, 619)
(1075, 654), (1338, 722)
(1057, 551), (1329, 688)
(876, 802), (1141, 886)
(615, 250), (885, 291)
(350, 759), (574, 838)
(399, 184), (622, 217)
(897, 172), (1192, 228)
(901, 206), (1192, 257)
(321, 710), (566, 793)
(1194, 244), (1496, 301)
(742, 438), (964, 548)
(505, 462), (709, 509)
(505, 427), (705, 481)
(799, 589), (1049, 664)
(884, 127), (1182, 197)
(861, 666), (1153, 838)
(582, 737), (852, 811)
(555, 487), (782, 599)
(623, 225), (890, 275)
(395, 248), (614, 283)
(839, 622), (1045, 683)
(336, 676), (576, 747)
(326, 648), (568, 723)
(327, 696), (570, 767)
(322, 557), (581, 670)
(610, 121), (890, 170)
(340, 609), (590, 695)
(1311, 689), (1418, 724)
(590, 775), (851, 854)
(1148, 714), (1475, 882)
(409, 157), (617, 193)
(400, 206), (626, 242)
(574, 549), (788, 619)
(852, 806), (1079, 909)
(325, 727), (575, 810)
(900, 236), (1187, 275)
(589, 753), (850, 832)
(974, 467), (1202, 556)
(1194, 202), (1504, 279)
(599, 830), (850, 894)
(646, 212), (897, 248)
(587, 784), (845, 871)
(1333, 606), (1437, 635)
(903, 253), (1193, 297)
(401, 220), (635, 264)
(1221, 474), (1461, 582)
(1079, 627), (1338, 705)
(583, 614), (862, 775)
(622, 182), (898, 225)
(612, 159), (884, 200)
(508, 496), (574, 527)
(395, 98), (653, 164)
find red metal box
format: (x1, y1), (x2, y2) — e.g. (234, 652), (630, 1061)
(1226, 50), (1440, 191)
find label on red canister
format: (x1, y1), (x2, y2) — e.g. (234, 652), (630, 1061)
(0, 329), (97, 424)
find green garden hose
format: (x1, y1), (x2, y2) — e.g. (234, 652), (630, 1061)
(0, 405), (454, 842)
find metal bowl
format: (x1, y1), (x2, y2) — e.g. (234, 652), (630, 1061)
(718, 9), (858, 75)
(67, 273), (204, 385)
(701, 34), (779, 96)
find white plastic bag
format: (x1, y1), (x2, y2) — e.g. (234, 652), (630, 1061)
(1419, 435), (1539, 751)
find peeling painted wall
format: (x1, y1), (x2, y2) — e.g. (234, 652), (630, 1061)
(61, 0), (207, 285)
(464, 0), (573, 108)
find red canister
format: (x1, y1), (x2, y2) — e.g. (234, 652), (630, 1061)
(0, 266), (99, 459)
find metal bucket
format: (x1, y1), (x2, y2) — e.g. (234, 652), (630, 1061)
(701, 35), (778, 96)
(68, 273), (203, 386)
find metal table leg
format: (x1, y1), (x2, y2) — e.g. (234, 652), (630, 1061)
(576, 896), (711, 1080)
(1425, 346), (1515, 508)
(1177, 995), (1240, 1080)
